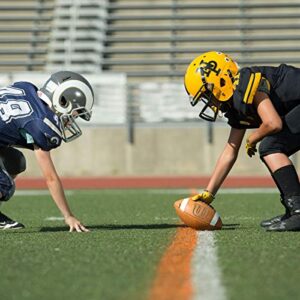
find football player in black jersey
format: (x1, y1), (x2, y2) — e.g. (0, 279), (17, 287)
(184, 51), (300, 231)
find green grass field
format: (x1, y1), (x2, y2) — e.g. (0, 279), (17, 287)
(1, 189), (300, 300)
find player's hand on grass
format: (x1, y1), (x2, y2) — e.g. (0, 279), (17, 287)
(64, 215), (90, 232)
(191, 190), (215, 204)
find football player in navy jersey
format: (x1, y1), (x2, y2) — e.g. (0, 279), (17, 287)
(184, 51), (300, 231)
(0, 71), (94, 232)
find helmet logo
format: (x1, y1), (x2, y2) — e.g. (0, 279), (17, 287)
(50, 136), (60, 145)
(198, 60), (221, 77)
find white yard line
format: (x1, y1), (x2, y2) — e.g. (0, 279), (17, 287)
(191, 231), (227, 300)
(14, 188), (277, 196)
(14, 190), (74, 196)
(147, 188), (277, 194)
(45, 217), (64, 221)
(216, 188), (277, 194)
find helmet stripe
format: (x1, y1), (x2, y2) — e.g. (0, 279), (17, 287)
(52, 80), (94, 115)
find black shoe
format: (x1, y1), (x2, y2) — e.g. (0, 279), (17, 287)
(261, 195), (291, 228)
(266, 214), (300, 232)
(284, 196), (300, 214)
(0, 211), (25, 229)
(260, 213), (289, 227)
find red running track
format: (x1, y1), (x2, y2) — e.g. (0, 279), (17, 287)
(15, 176), (275, 189)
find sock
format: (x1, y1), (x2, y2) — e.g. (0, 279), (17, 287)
(271, 173), (284, 198)
(272, 165), (300, 198)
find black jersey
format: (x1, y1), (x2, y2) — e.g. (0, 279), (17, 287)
(224, 64), (300, 129)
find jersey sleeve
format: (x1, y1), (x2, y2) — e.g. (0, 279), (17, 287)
(257, 77), (271, 95)
(22, 118), (62, 151)
(224, 109), (261, 129)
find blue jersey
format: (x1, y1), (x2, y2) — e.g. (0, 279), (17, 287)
(0, 81), (62, 151)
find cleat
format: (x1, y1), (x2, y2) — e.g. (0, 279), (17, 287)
(260, 213), (289, 227)
(266, 214), (300, 232)
(0, 211), (25, 229)
(261, 196), (291, 228)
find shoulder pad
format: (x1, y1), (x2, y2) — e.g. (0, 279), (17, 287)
(23, 118), (62, 151)
(233, 68), (262, 104)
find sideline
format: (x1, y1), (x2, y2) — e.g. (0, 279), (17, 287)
(147, 188), (277, 194)
(14, 190), (74, 196)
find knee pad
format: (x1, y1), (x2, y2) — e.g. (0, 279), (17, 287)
(0, 168), (15, 201)
(0, 148), (26, 175)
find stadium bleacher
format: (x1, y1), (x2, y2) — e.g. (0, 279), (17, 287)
(103, 0), (300, 80)
(46, 0), (107, 73)
(0, 0), (53, 72)
(1, 1), (300, 124)
(1, 1), (300, 77)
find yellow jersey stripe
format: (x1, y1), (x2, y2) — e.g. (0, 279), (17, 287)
(243, 72), (262, 104)
(243, 73), (254, 103)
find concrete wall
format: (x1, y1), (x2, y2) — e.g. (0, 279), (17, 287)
(19, 125), (295, 178)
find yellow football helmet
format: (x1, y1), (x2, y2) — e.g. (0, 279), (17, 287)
(184, 51), (239, 121)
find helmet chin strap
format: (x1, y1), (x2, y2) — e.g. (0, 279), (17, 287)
(38, 90), (53, 108)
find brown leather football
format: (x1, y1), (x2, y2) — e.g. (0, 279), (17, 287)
(174, 197), (222, 230)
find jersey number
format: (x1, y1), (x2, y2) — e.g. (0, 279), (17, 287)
(0, 100), (33, 123)
(0, 87), (33, 123)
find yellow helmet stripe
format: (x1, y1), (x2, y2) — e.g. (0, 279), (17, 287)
(243, 72), (262, 104)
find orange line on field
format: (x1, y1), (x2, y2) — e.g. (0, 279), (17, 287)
(148, 227), (197, 300)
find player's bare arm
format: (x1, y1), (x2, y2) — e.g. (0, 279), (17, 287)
(247, 91), (282, 146)
(206, 127), (246, 195)
(34, 147), (89, 232)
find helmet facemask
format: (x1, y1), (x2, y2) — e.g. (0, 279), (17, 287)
(59, 107), (92, 142)
(189, 83), (221, 122)
(57, 93), (92, 142)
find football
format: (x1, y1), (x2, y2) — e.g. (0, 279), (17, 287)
(174, 197), (222, 230)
